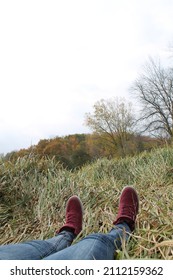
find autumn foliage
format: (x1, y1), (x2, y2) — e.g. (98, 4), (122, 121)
(5, 133), (162, 169)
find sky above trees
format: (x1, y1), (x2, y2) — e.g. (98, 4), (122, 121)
(1, 0), (173, 154)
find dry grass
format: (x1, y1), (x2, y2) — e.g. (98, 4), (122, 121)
(1, 146), (173, 259)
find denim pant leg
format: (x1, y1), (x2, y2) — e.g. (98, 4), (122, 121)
(0, 231), (75, 260)
(44, 222), (131, 260)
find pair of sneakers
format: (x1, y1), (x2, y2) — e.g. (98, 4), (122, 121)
(58, 186), (139, 235)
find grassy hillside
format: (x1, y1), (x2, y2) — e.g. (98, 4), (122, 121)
(1, 146), (173, 259)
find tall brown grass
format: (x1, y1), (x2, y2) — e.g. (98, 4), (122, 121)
(1, 146), (173, 259)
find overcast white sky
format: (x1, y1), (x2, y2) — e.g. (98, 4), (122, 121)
(0, 0), (173, 155)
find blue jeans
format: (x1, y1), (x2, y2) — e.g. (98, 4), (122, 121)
(0, 223), (131, 260)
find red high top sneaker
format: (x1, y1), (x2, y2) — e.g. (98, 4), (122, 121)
(58, 195), (83, 236)
(113, 186), (139, 231)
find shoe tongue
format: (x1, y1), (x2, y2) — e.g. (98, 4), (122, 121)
(121, 205), (135, 216)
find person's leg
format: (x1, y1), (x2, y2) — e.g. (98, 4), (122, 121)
(44, 186), (139, 260)
(44, 222), (131, 260)
(0, 195), (83, 260)
(0, 231), (75, 260)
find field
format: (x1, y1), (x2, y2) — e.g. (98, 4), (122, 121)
(0, 146), (173, 259)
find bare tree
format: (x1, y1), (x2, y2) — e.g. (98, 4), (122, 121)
(131, 57), (173, 139)
(85, 97), (135, 156)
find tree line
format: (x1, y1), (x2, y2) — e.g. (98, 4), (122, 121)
(5, 132), (161, 170)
